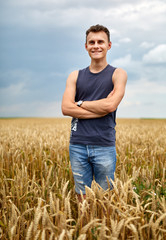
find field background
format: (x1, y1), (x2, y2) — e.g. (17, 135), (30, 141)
(0, 118), (166, 240)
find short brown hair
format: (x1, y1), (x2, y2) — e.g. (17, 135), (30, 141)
(86, 24), (110, 42)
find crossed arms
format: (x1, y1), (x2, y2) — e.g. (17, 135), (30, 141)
(61, 68), (127, 119)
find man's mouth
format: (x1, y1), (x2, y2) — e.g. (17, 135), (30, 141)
(91, 50), (102, 53)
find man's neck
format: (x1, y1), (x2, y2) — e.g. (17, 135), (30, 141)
(89, 60), (108, 73)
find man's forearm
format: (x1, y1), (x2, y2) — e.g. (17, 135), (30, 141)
(62, 102), (106, 119)
(80, 98), (113, 115)
(80, 88), (124, 114)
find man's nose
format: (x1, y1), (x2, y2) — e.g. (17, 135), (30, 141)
(94, 42), (99, 48)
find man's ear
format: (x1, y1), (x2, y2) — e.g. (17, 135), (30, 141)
(108, 41), (112, 50)
(85, 43), (87, 51)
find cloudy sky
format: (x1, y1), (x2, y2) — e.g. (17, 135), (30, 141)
(0, 0), (166, 118)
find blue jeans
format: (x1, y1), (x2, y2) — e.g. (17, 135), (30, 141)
(69, 144), (117, 194)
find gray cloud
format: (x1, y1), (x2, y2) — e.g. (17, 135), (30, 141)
(143, 44), (166, 63)
(0, 0), (166, 118)
(2, 0), (166, 32)
(140, 42), (155, 49)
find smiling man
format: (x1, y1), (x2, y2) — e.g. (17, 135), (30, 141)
(62, 24), (127, 201)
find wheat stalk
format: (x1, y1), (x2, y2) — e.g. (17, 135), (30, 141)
(77, 234), (86, 240)
(25, 221), (33, 240)
(59, 229), (66, 240)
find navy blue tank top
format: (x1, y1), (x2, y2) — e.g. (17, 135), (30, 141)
(70, 64), (116, 146)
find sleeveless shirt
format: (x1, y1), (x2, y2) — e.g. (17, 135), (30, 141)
(70, 64), (117, 146)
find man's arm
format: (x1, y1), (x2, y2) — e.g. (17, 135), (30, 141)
(79, 68), (127, 114)
(61, 71), (106, 119)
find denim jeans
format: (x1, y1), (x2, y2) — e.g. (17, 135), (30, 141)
(69, 144), (116, 194)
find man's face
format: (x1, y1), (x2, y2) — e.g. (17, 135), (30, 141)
(85, 31), (112, 60)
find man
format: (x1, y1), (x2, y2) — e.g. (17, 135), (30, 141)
(62, 24), (127, 200)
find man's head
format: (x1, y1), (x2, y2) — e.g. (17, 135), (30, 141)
(85, 24), (112, 60)
(86, 24), (110, 43)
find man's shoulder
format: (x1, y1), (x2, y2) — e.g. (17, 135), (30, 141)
(112, 68), (128, 84)
(113, 68), (127, 77)
(69, 66), (88, 76)
(66, 70), (79, 86)
(68, 70), (79, 79)
(79, 66), (89, 73)
(107, 64), (117, 73)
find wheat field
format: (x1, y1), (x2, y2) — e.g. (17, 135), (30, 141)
(0, 118), (166, 240)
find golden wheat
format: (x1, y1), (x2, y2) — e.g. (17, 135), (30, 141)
(0, 118), (166, 239)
